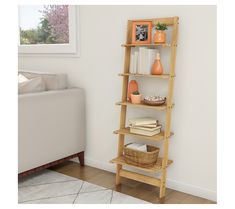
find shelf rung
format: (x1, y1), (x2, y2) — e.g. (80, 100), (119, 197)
(118, 73), (171, 79)
(122, 43), (173, 47)
(116, 101), (168, 110)
(110, 156), (173, 173)
(119, 169), (161, 187)
(114, 127), (173, 142)
(131, 17), (176, 26)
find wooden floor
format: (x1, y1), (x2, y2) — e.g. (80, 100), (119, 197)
(50, 161), (215, 204)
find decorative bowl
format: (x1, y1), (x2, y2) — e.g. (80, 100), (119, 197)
(143, 96), (166, 106)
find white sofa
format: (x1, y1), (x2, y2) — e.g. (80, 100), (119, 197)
(18, 71), (86, 175)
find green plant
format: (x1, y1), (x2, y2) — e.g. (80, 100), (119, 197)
(155, 22), (168, 31)
(132, 91), (140, 95)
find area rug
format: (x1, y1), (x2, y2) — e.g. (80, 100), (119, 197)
(18, 169), (149, 204)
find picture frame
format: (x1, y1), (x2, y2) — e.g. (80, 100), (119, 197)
(131, 21), (152, 44)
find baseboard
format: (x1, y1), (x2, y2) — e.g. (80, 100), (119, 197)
(71, 156), (116, 173)
(166, 179), (217, 202)
(71, 156), (216, 202)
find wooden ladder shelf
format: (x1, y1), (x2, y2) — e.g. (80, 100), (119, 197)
(110, 16), (179, 203)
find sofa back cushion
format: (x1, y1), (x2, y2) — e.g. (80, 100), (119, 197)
(18, 70), (68, 91)
(18, 75), (46, 94)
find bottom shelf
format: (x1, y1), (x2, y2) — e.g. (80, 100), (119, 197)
(119, 169), (161, 187)
(110, 156), (173, 173)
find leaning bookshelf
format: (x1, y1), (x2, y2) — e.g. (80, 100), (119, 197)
(110, 16), (179, 203)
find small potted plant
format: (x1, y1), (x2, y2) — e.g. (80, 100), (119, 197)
(131, 91), (142, 104)
(153, 22), (168, 44)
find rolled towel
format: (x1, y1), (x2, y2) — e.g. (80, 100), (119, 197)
(137, 144), (147, 152)
(126, 143), (147, 152)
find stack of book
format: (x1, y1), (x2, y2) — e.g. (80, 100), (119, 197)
(129, 117), (162, 136)
(129, 47), (159, 75)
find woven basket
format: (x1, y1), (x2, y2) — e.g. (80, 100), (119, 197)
(123, 144), (160, 168)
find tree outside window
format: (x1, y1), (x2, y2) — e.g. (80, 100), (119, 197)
(20, 5), (69, 45)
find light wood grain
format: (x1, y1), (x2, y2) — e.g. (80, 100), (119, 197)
(116, 20), (132, 185)
(110, 156), (173, 173)
(114, 127), (173, 142)
(160, 16), (179, 199)
(119, 169), (161, 187)
(118, 73), (171, 79)
(51, 161), (215, 204)
(50, 161), (216, 204)
(116, 101), (170, 110)
(122, 43), (172, 47)
(113, 16), (179, 202)
(130, 17), (175, 26)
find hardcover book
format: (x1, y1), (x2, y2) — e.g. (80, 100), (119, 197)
(129, 117), (157, 126)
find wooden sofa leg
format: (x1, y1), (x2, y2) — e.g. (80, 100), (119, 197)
(78, 151), (84, 166)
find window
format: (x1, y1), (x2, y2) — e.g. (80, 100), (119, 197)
(18, 5), (77, 54)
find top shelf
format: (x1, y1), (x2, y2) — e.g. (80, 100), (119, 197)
(122, 43), (174, 48)
(129, 17), (178, 26)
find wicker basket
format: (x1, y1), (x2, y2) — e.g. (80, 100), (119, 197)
(123, 144), (160, 168)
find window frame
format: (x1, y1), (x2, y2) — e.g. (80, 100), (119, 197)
(18, 5), (78, 55)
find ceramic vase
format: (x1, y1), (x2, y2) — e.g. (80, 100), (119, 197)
(127, 80), (138, 101)
(151, 53), (163, 75)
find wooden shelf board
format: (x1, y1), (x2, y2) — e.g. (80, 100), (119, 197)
(119, 169), (161, 187)
(118, 73), (171, 79)
(122, 43), (173, 47)
(130, 17), (178, 26)
(114, 127), (173, 142)
(116, 101), (168, 110)
(110, 156), (173, 173)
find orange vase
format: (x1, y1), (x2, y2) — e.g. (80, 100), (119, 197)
(127, 80), (138, 101)
(154, 30), (166, 43)
(151, 53), (163, 75)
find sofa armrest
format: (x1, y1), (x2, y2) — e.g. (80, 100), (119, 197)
(18, 87), (82, 99)
(18, 88), (86, 173)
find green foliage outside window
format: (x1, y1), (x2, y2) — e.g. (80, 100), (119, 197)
(20, 5), (68, 45)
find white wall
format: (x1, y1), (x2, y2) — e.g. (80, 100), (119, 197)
(18, 5), (217, 201)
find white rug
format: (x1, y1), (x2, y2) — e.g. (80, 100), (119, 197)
(18, 169), (149, 204)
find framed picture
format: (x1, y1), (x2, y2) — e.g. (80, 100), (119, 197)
(131, 21), (152, 44)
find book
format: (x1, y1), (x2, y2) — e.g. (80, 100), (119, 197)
(129, 125), (162, 132)
(130, 127), (161, 136)
(129, 117), (157, 126)
(142, 48), (148, 74)
(138, 47), (146, 74)
(137, 48), (159, 75)
(129, 48), (139, 74)
(146, 49), (158, 74)
(133, 51), (139, 73)
(129, 52), (134, 74)
(130, 124), (158, 128)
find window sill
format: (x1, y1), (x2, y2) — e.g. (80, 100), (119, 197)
(18, 52), (80, 58)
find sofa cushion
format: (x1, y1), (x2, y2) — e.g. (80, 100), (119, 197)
(18, 70), (68, 91)
(18, 75), (46, 94)
(18, 74), (28, 83)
